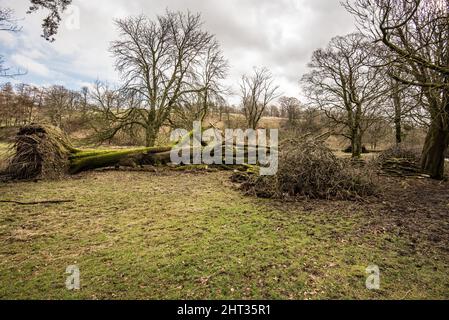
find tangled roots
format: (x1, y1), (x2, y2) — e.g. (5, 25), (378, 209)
(5, 124), (76, 180)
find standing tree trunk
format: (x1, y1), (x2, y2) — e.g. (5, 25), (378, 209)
(392, 81), (402, 145)
(351, 104), (363, 158)
(420, 115), (449, 180)
(394, 113), (402, 145)
(145, 126), (158, 147)
(249, 117), (257, 130)
(351, 128), (363, 158)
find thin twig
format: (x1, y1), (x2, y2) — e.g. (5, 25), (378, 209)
(0, 199), (74, 205)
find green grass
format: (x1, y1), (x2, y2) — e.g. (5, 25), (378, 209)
(0, 170), (448, 299)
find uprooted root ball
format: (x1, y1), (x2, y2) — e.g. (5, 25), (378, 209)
(5, 124), (77, 180)
(234, 140), (376, 200)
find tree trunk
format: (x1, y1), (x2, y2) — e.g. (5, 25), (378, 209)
(391, 79), (402, 145)
(145, 127), (157, 147)
(394, 115), (402, 145)
(69, 146), (174, 174)
(351, 129), (362, 158)
(350, 103), (363, 158)
(420, 119), (449, 179)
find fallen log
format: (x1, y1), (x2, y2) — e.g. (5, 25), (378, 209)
(69, 142), (271, 174)
(68, 146), (173, 173)
(3, 124), (266, 180)
(378, 156), (422, 177)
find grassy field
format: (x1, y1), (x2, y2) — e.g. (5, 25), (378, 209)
(1, 168), (448, 299)
(0, 142), (11, 171)
(0, 142), (11, 156)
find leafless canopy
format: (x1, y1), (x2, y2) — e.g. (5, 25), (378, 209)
(109, 11), (228, 146)
(0, 8), (24, 77)
(344, 0), (449, 87)
(0, 8), (21, 32)
(240, 67), (280, 130)
(301, 33), (388, 157)
(279, 96), (301, 124)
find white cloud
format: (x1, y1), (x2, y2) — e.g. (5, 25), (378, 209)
(0, 32), (17, 48)
(10, 54), (50, 77)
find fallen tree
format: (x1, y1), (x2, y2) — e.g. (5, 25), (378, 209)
(2, 124), (263, 180)
(69, 146), (174, 174)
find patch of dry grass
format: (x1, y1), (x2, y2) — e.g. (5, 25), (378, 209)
(0, 142), (12, 172)
(332, 150), (379, 161)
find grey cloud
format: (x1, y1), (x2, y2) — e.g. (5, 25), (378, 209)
(1, 0), (357, 100)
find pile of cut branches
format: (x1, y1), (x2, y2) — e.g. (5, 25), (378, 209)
(233, 139), (376, 200)
(376, 146), (424, 177)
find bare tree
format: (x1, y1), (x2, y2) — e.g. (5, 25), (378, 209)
(384, 76), (425, 145)
(301, 33), (388, 157)
(279, 96), (301, 124)
(269, 104), (280, 118)
(0, 8), (24, 77)
(0, 8), (20, 32)
(170, 41), (228, 129)
(110, 11), (228, 146)
(344, 0), (449, 178)
(390, 78), (405, 144)
(89, 81), (146, 144)
(0, 83), (16, 127)
(14, 84), (37, 125)
(0, 83), (40, 126)
(240, 67), (280, 129)
(0, 56), (12, 78)
(44, 85), (79, 129)
(170, 91), (226, 130)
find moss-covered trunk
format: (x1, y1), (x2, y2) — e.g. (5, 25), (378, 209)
(5, 124), (266, 179)
(68, 146), (173, 174)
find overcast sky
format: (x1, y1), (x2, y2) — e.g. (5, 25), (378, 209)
(0, 0), (357, 103)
